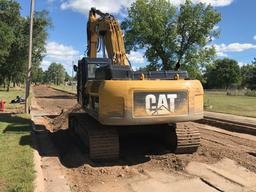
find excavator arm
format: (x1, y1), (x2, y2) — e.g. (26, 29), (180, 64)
(87, 8), (129, 66)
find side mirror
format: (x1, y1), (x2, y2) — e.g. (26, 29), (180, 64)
(73, 65), (78, 72)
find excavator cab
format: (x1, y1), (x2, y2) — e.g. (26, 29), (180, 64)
(76, 58), (132, 106)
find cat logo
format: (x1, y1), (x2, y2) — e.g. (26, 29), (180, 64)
(145, 94), (177, 115)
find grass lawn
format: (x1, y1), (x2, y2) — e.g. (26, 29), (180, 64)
(0, 87), (25, 111)
(204, 91), (256, 118)
(50, 84), (76, 94)
(0, 114), (34, 192)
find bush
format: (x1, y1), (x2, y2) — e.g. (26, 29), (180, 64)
(245, 90), (256, 97)
(226, 89), (245, 96)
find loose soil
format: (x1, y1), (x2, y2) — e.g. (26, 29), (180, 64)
(33, 85), (76, 115)
(0, 179), (5, 192)
(32, 85), (256, 192)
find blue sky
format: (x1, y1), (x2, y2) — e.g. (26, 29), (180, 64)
(17, 0), (256, 74)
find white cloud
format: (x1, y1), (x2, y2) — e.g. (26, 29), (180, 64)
(60, 0), (233, 15)
(60, 0), (134, 14)
(214, 43), (256, 57)
(42, 41), (147, 73)
(194, 0), (233, 6)
(213, 25), (220, 30)
(41, 60), (51, 70)
(216, 52), (228, 57)
(171, 0), (233, 6)
(253, 35), (256, 40)
(45, 41), (79, 59)
(127, 51), (145, 65)
(238, 61), (247, 66)
(42, 41), (81, 74)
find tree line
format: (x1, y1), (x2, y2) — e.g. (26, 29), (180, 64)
(0, 0), (74, 89)
(34, 62), (73, 85)
(204, 58), (256, 89)
(0, 0), (51, 91)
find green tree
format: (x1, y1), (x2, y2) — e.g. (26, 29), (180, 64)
(0, 0), (51, 90)
(5, 11), (51, 89)
(205, 58), (241, 89)
(0, 0), (20, 60)
(0, 0), (20, 89)
(122, 0), (221, 76)
(45, 63), (66, 85)
(31, 11), (52, 68)
(241, 59), (256, 89)
(4, 17), (27, 90)
(0, 21), (15, 63)
(247, 67), (256, 90)
(64, 72), (72, 82)
(32, 66), (44, 84)
(241, 64), (253, 86)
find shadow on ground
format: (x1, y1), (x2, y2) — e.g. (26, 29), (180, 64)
(50, 127), (172, 168)
(35, 95), (75, 99)
(0, 114), (32, 125)
(34, 122), (174, 168)
(1, 114), (33, 139)
(248, 152), (256, 157)
(1, 113), (174, 169)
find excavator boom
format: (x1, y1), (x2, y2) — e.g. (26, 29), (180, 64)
(87, 7), (129, 66)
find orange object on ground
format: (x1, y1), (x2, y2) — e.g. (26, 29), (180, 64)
(0, 97), (5, 112)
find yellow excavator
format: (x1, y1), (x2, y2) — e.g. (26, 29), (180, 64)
(69, 8), (204, 160)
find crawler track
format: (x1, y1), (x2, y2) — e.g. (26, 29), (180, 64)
(69, 112), (119, 160)
(69, 113), (201, 159)
(175, 122), (200, 154)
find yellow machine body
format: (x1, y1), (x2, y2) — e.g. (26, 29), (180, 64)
(85, 79), (204, 126)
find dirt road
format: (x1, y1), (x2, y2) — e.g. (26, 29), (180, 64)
(31, 85), (256, 192)
(33, 85), (76, 115)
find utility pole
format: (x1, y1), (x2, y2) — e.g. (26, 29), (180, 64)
(25, 0), (35, 113)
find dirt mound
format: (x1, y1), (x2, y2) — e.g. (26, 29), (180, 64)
(50, 104), (84, 132)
